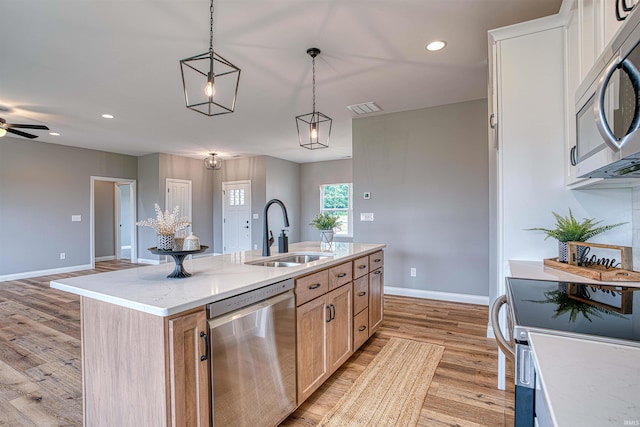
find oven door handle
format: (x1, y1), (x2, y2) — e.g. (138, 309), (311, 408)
(491, 295), (515, 361)
(595, 55), (640, 152)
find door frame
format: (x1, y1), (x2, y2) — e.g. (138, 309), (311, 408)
(90, 176), (137, 268)
(114, 183), (133, 261)
(222, 180), (252, 253)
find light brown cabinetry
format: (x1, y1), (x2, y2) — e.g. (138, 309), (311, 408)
(295, 261), (354, 404)
(351, 251), (384, 350)
(81, 298), (210, 427)
(167, 309), (211, 427)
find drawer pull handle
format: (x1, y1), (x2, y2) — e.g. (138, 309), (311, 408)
(358, 265), (367, 269)
(337, 273), (347, 278)
(308, 283), (321, 290)
(200, 331), (209, 362)
(358, 291), (367, 297)
(374, 270), (382, 275)
(373, 258), (381, 262)
(358, 325), (367, 332)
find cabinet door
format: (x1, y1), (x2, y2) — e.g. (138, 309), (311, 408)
(580, 0), (597, 80)
(326, 284), (353, 375)
(369, 268), (384, 334)
(167, 309), (210, 427)
(296, 296), (328, 403)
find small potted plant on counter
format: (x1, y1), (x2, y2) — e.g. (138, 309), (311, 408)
(526, 209), (625, 263)
(309, 212), (342, 245)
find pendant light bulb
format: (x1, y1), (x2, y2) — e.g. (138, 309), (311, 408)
(205, 75), (216, 98)
(310, 123), (318, 140)
(0, 128), (6, 138)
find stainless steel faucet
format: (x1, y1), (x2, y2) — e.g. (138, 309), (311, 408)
(262, 199), (290, 256)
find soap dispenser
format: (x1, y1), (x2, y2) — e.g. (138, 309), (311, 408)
(278, 230), (289, 253)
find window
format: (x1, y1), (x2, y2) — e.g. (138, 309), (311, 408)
(320, 183), (352, 236)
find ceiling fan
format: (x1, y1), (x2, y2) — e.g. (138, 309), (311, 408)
(0, 117), (50, 139)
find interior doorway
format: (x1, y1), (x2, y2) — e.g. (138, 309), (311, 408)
(222, 180), (252, 254)
(91, 177), (137, 268)
(166, 178), (193, 235)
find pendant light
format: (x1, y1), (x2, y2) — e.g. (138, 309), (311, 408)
(180, 0), (241, 117)
(296, 48), (332, 150)
(204, 152), (222, 170)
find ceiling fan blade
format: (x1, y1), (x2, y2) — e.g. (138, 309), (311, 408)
(6, 128), (38, 139)
(7, 123), (50, 130)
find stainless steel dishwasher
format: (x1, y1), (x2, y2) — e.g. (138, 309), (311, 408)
(207, 278), (296, 427)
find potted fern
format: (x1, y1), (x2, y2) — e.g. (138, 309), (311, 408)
(309, 212), (342, 245)
(527, 209), (625, 263)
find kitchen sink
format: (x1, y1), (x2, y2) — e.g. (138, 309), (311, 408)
(259, 261), (302, 268)
(246, 252), (334, 267)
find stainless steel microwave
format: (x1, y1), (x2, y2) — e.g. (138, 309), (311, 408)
(575, 6), (640, 178)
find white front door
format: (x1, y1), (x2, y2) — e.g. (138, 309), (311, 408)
(222, 181), (251, 254)
(166, 178), (192, 235)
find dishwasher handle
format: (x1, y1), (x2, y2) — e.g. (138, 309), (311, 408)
(209, 290), (293, 328)
(491, 294), (515, 360)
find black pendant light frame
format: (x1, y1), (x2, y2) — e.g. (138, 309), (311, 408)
(296, 48), (332, 150)
(180, 0), (241, 117)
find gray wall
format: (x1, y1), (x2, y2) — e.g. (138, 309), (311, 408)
(0, 137), (137, 276)
(94, 181), (115, 258)
(299, 160), (352, 242)
(212, 156), (301, 253)
(159, 154), (214, 249)
(137, 153), (215, 260)
(137, 154), (161, 259)
(352, 99), (489, 296)
(266, 156), (301, 244)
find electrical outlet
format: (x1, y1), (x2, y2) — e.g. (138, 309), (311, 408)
(254, 244), (258, 250)
(60, 252), (66, 260)
(410, 267), (416, 277)
(71, 215), (81, 222)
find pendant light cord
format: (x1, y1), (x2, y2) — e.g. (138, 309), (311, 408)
(312, 55), (316, 114)
(209, 0), (214, 53)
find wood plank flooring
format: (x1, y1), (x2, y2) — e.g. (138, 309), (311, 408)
(0, 261), (514, 426)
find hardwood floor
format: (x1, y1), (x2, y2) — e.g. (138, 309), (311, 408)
(0, 261), (514, 426)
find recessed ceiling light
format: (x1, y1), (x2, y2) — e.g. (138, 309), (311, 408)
(49, 132), (60, 136)
(101, 114), (115, 119)
(425, 40), (447, 52)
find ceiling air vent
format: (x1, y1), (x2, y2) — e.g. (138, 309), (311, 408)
(346, 102), (382, 115)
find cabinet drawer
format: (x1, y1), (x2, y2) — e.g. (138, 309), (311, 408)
(353, 275), (369, 314)
(295, 270), (329, 306)
(369, 251), (384, 272)
(353, 308), (369, 350)
(329, 262), (352, 291)
(353, 256), (369, 279)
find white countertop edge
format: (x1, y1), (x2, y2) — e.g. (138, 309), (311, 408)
(50, 242), (386, 316)
(529, 332), (640, 427)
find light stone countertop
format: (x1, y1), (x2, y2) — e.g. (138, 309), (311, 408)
(529, 332), (640, 427)
(50, 241), (385, 316)
(509, 260), (640, 287)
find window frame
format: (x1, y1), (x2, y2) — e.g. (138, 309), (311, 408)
(319, 183), (353, 237)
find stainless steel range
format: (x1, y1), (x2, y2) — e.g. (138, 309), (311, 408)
(491, 277), (640, 427)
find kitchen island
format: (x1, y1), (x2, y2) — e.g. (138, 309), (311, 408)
(50, 241), (385, 426)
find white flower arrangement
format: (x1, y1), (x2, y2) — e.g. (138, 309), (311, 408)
(136, 204), (191, 236)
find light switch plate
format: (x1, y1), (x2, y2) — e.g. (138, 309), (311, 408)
(252, 213), (259, 219)
(360, 213), (374, 221)
(72, 215), (81, 222)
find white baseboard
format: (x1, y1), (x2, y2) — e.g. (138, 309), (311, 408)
(95, 255), (116, 262)
(0, 264), (93, 283)
(384, 286), (489, 306)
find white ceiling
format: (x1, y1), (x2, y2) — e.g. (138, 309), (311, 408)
(1, 0), (561, 164)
